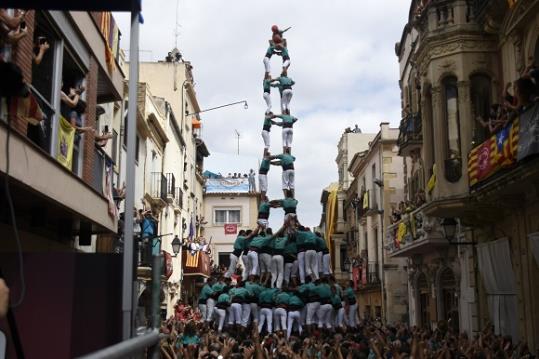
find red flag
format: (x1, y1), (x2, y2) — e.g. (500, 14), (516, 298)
(224, 223), (238, 235)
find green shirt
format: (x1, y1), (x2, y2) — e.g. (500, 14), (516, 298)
(271, 236), (288, 251)
(263, 79), (271, 92)
(298, 282), (315, 302)
(276, 114), (297, 128)
(288, 293), (304, 307)
(303, 231), (318, 246)
(331, 294), (342, 307)
(315, 236), (328, 252)
(271, 76), (295, 93)
(259, 288), (279, 305)
(259, 202), (271, 216)
(250, 234), (272, 249)
(276, 153), (296, 167)
(280, 198), (298, 214)
(229, 287), (250, 301)
(233, 235), (246, 251)
(259, 158), (271, 174)
(296, 231), (309, 249)
(314, 283), (332, 300)
(212, 282), (226, 295)
(344, 287), (355, 300)
(265, 46), (275, 57)
(275, 292), (290, 305)
(199, 284), (214, 301)
(217, 293), (230, 304)
(245, 281), (264, 298)
(284, 240), (297, 257)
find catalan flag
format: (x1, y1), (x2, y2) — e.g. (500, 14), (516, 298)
(468, 120), (519, 186)
(185, 251), (200, 268)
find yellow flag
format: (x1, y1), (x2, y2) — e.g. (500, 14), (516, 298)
(427, 164), (436, 193)
(56, 116), (75, 170)
(362, 190), (369, 209)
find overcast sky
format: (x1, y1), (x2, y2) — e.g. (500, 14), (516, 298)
(115, 1), (410, 229)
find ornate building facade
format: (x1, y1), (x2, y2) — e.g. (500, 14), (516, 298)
(390, 0), (539, 348)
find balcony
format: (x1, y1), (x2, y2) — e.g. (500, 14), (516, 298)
(385, 206), (447, 258)
(182, 249), (211, 278)
(149, 172), (167, 206)
(397, 113), (422, 157)
(468, 104), (539, 191)
(173, 186), (183, 211)
(0, 118), (116, 234)
(165, 173), (176, 203)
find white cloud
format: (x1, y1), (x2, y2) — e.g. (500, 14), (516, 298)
(115, 0), (410, 227)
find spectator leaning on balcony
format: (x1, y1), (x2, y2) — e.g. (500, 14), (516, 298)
(33, 36), (50, 65)
(0, 9), (27, 48)
(60, 84), (91, 134)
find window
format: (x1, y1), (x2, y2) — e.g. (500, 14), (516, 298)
(443, 77), (461, 160)
(214, 209), (241, 224)
(218, 253), (231, 268)
(470, 74), (492, 144)
(371, 163), (377, 209)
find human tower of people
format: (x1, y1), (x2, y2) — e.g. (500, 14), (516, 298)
(197, 26), (359, 338)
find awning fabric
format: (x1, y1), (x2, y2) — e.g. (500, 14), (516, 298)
(192, 118), (201, 129)
(0, 0), (141, 11)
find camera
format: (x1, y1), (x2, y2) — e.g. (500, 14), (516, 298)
(38, 37), (48, 45)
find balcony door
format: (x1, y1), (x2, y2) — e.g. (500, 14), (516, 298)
(417, 273), (431, 327)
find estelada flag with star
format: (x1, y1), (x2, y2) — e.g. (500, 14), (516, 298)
(495, 120), (519, 167)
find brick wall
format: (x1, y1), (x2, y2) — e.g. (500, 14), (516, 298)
(82, 57), (98, 186)
(9, 10), (35, 136)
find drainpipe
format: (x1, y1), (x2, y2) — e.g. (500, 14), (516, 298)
(378, 138), (387, 324)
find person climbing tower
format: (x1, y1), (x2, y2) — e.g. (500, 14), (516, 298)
(263, 73), (273, 114)
(258, 153), (272, 198)
(269, 152), (296, 197)
(271, 72), (295, 113)
(271, 110), (298, 154)
(261, 113), (273, 156)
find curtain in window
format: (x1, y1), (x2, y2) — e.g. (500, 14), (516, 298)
(477, 238), (518, 340)
(215, 210), (226, 224)
(529, 232), (539, 267)
(228, 210), (241, 223)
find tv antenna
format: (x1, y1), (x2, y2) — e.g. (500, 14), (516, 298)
(234, 130), (241, 155)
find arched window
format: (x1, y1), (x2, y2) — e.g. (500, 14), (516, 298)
(443, 76), (462, 182)
(470, 74), (492, 144)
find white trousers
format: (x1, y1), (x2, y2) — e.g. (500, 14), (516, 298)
(317, 252), (323, 275)
(284, 260), (298, 284)
(271, 255), (284, 289)
(306, 302), (320, 325)
(215, 308), (227, 332)
(305, 250), (319, 280)
(334, 307), (345, 328)
(225, 253), (239, 278)
(281, 89), (293, 112)
(206, 298), (216, 322)
(250, 303), (259, 324)
(287, 311), (302, 339)
(282, 169), (295, 190)
(259, 174), (268, 193)
(298, 252), (306, 284)
(263, 57), (271, 73)
(241, 303), (251, 327)
(247, 250), (259, 276)
(282, 59), (290, 69)
(274, 307), (287, 332)
(323, 253), (331, 275)
(261, 130), (270, 149)
(241, 255), (251, 281)
(347, 303), (358, 328)
(230, 303), (242, 325)
(263, 92), (271, 113)
(282, 128), (293, 148)
(199, 303), (207, 322)
(317, 303), (333, 329)
(258, 307), (273, 333)
(259, 253), (272, 274)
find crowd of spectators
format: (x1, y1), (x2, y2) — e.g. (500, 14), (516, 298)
(158, 313), (537, 359)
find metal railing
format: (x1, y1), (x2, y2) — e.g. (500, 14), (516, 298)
(165, 173), (175, 198)
(75, 329), (160, 359)
(174, 186), (183, 208)
(368, 263), (380, 284)
(397, 113), (422, 148)
(150, 172), (167, 201)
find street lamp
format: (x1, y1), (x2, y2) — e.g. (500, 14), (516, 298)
(172, 235), (181, 257)
(186, 100), (248, 117)
(343, 258), (351, 272)
(441, 217), (458, 242)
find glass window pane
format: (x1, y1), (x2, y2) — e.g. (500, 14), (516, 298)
(228, 210), (241, 223)
(444, 78), (461, 159)
(215, 210), (226, 224)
